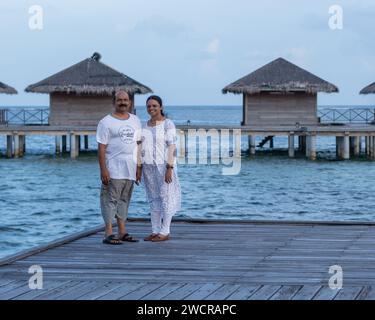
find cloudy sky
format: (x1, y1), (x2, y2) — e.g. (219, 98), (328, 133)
(0, 0), (374, 107)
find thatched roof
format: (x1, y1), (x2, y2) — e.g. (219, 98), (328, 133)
(0, 81), (17, 94)
(360, 82), (375, 94)
(222, 57), (338, 94)
(25, 53), (152, 95)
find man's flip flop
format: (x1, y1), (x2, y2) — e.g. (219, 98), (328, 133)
(102, 234), (122, 245)
(121, 233), (139, 242)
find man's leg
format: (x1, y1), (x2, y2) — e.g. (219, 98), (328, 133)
(160, 210), (173, 236)
(116, 180), (135, 239)
(100, 182), (119, 242)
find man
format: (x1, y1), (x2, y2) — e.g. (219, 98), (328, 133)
(96, 90), (142, 244)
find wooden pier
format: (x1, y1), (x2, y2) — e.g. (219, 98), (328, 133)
(1, 123), (375, 160)
(1, 219), (375, 300)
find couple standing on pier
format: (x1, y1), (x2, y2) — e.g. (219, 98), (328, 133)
(96, 90), (181, 245)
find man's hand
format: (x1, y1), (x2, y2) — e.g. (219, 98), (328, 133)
(101, 168), (110, 185)
(165, 168), (173, 184)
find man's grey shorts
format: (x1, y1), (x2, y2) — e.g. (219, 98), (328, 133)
(100, 179), (134, 224)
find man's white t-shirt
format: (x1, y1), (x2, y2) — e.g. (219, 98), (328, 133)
(96, 113), (142, 180)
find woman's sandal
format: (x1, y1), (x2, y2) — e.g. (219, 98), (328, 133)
(151, 234), (170, 242)
(102, 234), (122, 245)
(144, 233), (158, 241)
(120, 233), (139, 242)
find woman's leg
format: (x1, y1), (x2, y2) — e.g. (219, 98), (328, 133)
(159, 210), (173, 236)
(150, 210), (162, 234)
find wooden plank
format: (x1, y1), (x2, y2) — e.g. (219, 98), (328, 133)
(225, 285), (261, 300)
(312, 287), (340, 300)
(35, 281), (85, 300)
(79, 282), (125, 300)
(97, 282), (145, 300)
(248, 285), (281, 300)
(356, 286), (375, 300)
(334, 287), (363, 300)
(269, 285), (302, 300)
(161, 283), (204, 300)
(184, 283), (224, 300)
(0, 280), (25, 295)
(291, 285), (322, 300)
(119, 283), (166, 300)
(204, 284), (242, 300)
(142, 283), (186, 300)
(12, 281), (71, 300)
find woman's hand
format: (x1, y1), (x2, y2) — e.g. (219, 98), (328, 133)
(165, 167), (173, 184)
(101, 168), (110, 185)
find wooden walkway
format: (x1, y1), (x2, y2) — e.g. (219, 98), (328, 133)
(1, 219), (375, 300)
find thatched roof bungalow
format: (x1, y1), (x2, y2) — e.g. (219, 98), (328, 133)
(223, 57), (338, 126)
(25, 53), (152, 126)
(360, 82), (375, 95)
(0, 82), (17, 94)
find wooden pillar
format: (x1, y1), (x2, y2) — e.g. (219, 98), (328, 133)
(269, 137), (274, 149)
(306, 134), (316, 160)
(55, 136), (61, 154)
(343, 135), (350, 160)
(78, 135), (81, 151)
(288, 133), (295, 158)
(6, 135), (13, 158)
(353, 136), (361, 156)
(19, 135), (25, 157)
(299, 136), (306, 153)
(365, 136), (370, 156)
(84, 135), (89, 150)
(13, 134), (20, 158)
(70, 133), (79, 159)
(62, 135), (67, 153)
(248, 135), (256, 155)
(371, 136), (375, 160)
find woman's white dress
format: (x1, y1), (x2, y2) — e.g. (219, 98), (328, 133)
(141, 119), (181, 217)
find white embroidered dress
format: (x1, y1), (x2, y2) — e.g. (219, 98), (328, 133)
(141, 119), (181, 216)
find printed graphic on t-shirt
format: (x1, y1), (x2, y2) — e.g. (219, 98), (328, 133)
(118, 125), (135, 144)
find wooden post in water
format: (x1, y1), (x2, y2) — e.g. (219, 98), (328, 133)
(62, 135), (67, 153)
(248, 135), (256, 155)
(84, 135), (89, 150)
(343, 134), (350, 160)
(354, 136), (361, 156)
(70, 132), (80, 159)
(269, 137), (274, 149)
(13, 133), (20, 158)
(19, 135), (25, 157)
(55, 136), (61, 154)
(298, 135), (306, 153)
(6, 135), (13, 158)
(288, 133), (295, 158)
(306, 134), (316, 160)
(365, 136), (370, 157)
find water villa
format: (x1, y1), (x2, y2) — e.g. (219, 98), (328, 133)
(219, 57), (375, 160)
(1, 53), (152, 158)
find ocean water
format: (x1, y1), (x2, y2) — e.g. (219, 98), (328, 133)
(0, 105), (375, 259)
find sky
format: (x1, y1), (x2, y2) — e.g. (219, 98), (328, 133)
(0, 0), (375, 107)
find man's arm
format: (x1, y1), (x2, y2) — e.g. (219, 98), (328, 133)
(98, 143), (110, 185)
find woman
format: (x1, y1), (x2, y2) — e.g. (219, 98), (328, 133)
(137, 95), (181, 242)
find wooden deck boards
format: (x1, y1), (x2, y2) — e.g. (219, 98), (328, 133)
(1, 220), (375, 300)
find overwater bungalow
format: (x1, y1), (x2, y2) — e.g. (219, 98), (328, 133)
(0, 81), (17, 125)
(222, 57), (338, 127)
(25, 52), (152, 126)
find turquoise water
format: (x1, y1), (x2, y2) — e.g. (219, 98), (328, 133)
(0, 105), (375, 259)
